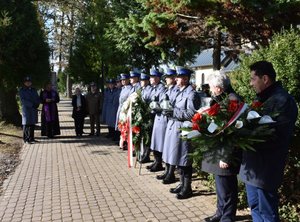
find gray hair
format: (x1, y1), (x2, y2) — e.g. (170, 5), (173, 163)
(207, 71), (230, 90)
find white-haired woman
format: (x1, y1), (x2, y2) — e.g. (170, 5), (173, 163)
(202, 72), (242, 222)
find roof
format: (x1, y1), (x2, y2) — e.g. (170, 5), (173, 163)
(189, 48), (239, 72)
(190, 49), (226, 67)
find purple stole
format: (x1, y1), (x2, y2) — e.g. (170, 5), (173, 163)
(42, 90), (57, 122)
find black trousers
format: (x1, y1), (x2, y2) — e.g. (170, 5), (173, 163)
(23, 125), (35, 142)
(74, 116), (84, 135)
(89, 114), (100, 134)
(215, 175), (238, 222)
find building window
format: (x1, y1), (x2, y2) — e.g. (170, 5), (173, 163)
(201, 73), (205, 84)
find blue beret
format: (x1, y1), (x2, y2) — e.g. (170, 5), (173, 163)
(115, 76), (121, 82)
(140, 73), (150, 80)
(150, 68), (162, 77)
(119, 73), (130, 80)
(176, 66), (193, 76)
(106, 78), (116, 84)
(90, 82), (96, 86)
(23, 76), (32, 82)
(165, 68), (176, 76)
(130, 71), (140, 78)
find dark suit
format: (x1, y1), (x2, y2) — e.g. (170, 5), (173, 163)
(239, 82), (298, 222)
(72, 94), (86, 136)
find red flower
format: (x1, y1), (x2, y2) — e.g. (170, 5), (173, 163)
(192, 123), (200, 131)
(251, 101), (263, 109)
(132, 125), (141, 134)
(207, 103), (220, 116)
(228, 100), (239, 113)
(192, 113), (202, 123)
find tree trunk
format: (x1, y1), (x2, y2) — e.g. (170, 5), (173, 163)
(0, 89), (22, 126)
(212, 31), (222, 70)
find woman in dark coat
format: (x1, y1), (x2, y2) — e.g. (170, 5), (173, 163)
(40, 83), (61, 138)
(72, 88), (86, 137)
(202, 72), (242, 222)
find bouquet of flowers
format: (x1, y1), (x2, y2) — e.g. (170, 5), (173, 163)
(182, 95), (275, 164)
(118, 91), (153, 152)
(130, 90), (153, 152)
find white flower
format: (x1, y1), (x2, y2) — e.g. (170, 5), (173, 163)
(247, 111), (261, 120)
(258, 115), (276, 124)
(235, 120), (243, 129)
(119, 112), (127, 122)
(182, 121), (193, 128)
(181, 130), (190, 136)
(207, 121), (218, 133)
(121, 100), (129, 112)
(129, 92), (138, 103)
(187, 130), (201, 139)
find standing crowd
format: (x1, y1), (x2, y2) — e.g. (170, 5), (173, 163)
(19, 60), (298, 222)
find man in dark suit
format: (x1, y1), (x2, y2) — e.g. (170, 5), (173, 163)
(72, 88), (86, 137)
(239, 61), (298, 222)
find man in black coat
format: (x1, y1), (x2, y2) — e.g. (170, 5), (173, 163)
(72, 88), (86, 137)
(239, 61), (298, 222)
(202, 72), (242, 222)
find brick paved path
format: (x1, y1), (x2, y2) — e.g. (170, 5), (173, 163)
(0, 99), (229, 221)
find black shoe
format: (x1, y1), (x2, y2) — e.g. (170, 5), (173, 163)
(162, 174), (176, 184)
(170, 183), (182, 194)
(89, 133), (94, 136)
(156, 171), (167, 180)
(146, 162), (156, 170)
(149, 162), (164, 172)
(139, 155), (151, 163)
(96, 132), (100, 137)
(204, 214), (221, 222)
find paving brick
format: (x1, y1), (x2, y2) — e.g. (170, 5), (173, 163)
(0, 99), (246, 222)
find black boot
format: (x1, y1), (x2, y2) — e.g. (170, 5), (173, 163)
(162, 165), (176, 184)
(156, 164), (169, 180)
(140, 147), (151, 163)
(146, 160), (156, 170)
(149, 151), (164, 172)
(170, 170), (183, 193)
(176, 177), (193, 199)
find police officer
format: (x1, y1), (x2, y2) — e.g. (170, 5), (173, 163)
(129, 70), (141, 93)
(143, 68), (166, 168)
(164, 66), (200, 199)
(155, 68), (179, 183)
(102, 79), (118, 139)
(115, 73), (132, 149)
(140, 73), (152, 103)
(19, 76), (40, 144)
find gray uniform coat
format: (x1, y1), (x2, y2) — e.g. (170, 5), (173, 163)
(149, 83), (165, 101)
(102, 88), (119, 128)
(130, 82), (141, 94)
(151, 85), (179, 152)
(19, 87), (40, 125)
(162, 85), (200, 166)
(141, 84), (153, 104)
(115, 84), (133, 130)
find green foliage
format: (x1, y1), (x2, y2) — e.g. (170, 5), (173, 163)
(57, 70), (67, 94)
(279, 203), (300, 222)
(0, 0), (50, 91)
(231, 28), (300, 122)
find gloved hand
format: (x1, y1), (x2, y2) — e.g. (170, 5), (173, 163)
(162, 109), (173, 117)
